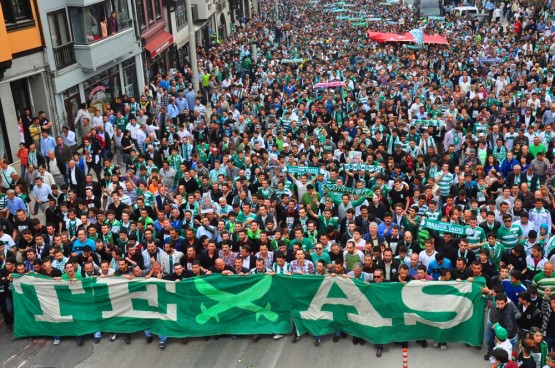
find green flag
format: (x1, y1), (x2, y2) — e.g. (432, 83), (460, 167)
(322, 183), (374, 197)
(13, 275), (484, 345)
(422, 219), (472, 236)
(341, 163), (384, 173)
(286, 166), (321, 175)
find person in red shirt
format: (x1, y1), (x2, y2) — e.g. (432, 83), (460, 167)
(16, 143), (29, 179)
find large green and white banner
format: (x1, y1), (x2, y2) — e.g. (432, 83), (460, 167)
(13, 275), (485, 345)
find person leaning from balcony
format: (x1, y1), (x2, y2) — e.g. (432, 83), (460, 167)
(108, 11), (118, 35)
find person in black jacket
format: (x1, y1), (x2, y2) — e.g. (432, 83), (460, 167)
(451, 257), (472, 280)
(0, 258), (15, 332)
(484, 293), (518, 360)
(516, 291), (542, 339)
(376, 248), (400, 281)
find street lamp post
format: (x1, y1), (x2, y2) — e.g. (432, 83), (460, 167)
(186, 0), (200, 91)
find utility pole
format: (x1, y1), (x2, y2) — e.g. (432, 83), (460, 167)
(186, 0), (200, 91)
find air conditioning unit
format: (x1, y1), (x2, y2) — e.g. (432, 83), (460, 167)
(192, 4), (199, 21)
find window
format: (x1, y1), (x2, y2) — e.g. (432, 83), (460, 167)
(48, 9), (71, 47)
(68, 0), (131, 45)
(154, 0), (162, 21)
(136, 0), (146, 30)
(1, 0), (34, 30)
(146, 0), (154, 25)
(110, 0), (130, 30)
(175, 0), (187, 31)
(48, 9), (76, 69)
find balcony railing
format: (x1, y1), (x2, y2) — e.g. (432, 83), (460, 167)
(53, 42), (77, 70)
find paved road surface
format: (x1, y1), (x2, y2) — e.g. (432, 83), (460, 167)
(0, 327), (490, 368)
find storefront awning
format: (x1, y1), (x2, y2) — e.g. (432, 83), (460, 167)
(144, 32), (174, 58)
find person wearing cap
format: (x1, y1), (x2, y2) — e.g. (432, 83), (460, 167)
(484, 293), (518, 360)
(491, 323), (512, 362)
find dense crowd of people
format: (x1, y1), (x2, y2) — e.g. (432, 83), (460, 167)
(4, 0), (555, 364)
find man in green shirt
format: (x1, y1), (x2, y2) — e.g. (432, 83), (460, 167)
(532, 261), (555, 296)
(496, 214), (524, 250)
(311, 243), (331, 266)
(529, 136), (547, 158)
(343, 240), (364, 271)
(237, 203), (257, 225)
(316, 209), (339, 235)
(114, 111), (129, 133)
(435, 163), (455, 205)
(289, 227), (314, 254)
(301, 184), (321, 214)
(466, 216), (487, 255)
(61, 262), (82, 281)
(483, 233), (505, 267)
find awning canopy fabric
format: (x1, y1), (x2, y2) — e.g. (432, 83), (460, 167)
(144, 32), (174, 58)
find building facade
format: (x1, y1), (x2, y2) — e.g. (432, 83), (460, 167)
(0, 0), (52, 162)
(36, 0), (144, 142)
(0, 0), (257, 162)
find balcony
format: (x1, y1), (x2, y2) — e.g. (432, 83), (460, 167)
(190, 0), (215, 20)
(53, 42), (77, 70)
(73, 21), (137, 71)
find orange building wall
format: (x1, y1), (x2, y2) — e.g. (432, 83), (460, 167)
(0, 0), (43, 63)
(0, 6), (12, 63)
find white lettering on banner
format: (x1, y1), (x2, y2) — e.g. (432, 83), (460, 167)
(100, 278), (178, 321)
(402, 281), (474, 329)
(300, 278), (392, 327)
(13, 277), (84, 322)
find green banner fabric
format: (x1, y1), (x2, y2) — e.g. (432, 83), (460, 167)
(281, 58), (304, 64)
(286, 165), (321, 175)
(322, 183), (374, 197)
(12, 275), (484, 345)
(422, 219), (471, 235)
(341, 163), (384, 173)
(411, 119), (445, 128)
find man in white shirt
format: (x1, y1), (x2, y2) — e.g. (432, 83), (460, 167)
(125, 119), (139, 141)
(419, 240), (438, 268)
(32, 177), (52, 215)
(0, 160), (16, 190)
(92, 110), (103, 127)
(61, 126), (77, 153)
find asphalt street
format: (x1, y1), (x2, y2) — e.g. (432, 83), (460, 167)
(0, 327), (490, 368)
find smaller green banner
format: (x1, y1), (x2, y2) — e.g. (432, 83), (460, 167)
(286, 166), (321, 175)
(281, 59), (304, 64)
(322, 184), (374, 197)
(341, 163), (384, 173)
(411, 119), (445, 128)
(422, 219), (471, 236)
